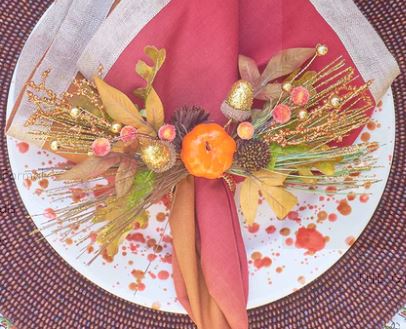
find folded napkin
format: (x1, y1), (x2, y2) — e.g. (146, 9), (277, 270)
(6, 0), (399, 328)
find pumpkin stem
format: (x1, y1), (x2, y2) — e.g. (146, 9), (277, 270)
(205, 141), (211, 152)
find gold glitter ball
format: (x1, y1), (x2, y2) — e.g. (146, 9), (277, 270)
(70, 107), (81, 118)
(329, 95), (342, 108)
(50, 140), (60, 151)
(140, 141), (175, 173)
(282, 82), (293, 92)
(226, 80), (254, 111)
(316, 44), (328, 56)
(298, 109), (308, 120)
(111, 122), (122, 134)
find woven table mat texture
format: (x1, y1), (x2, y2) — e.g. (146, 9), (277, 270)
(0, 1), (405, 328)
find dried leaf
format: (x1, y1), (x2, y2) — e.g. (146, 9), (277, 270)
(115, 158), (137, 197)
(253, 169), (288, 187)
(240, 177), (260, 225)
(260, 48), (315, 87)
(145, 87), (164, 130)
(56, 154), (121, 181)
(261, 186), (298, 219)
(94, 77), (155, 135)
(238, 55), (260, 85)
(297, 167), (317, 184)
(255, 83), (282, 100)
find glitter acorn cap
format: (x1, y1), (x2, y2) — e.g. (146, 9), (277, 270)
(140, 140), (176, 173)
(221, 80), (254, 121)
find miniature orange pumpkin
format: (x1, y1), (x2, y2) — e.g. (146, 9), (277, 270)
(181, 123), (236, 179)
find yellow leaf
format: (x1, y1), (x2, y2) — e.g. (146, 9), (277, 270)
(314, 162), (336, 176)
(240, 177), (260, 225)
(261, 186), (297, 219)
(94, 77), (155, 136)
(145, 87), (164, 131)
(253, 169), (288, 187)
(297, 167), (317, 184)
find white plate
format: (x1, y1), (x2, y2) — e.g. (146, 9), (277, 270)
(6, 9), (395, 313)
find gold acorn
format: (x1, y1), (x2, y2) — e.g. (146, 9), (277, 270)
(140, 140), (176, 173)
(221, 80), (254, 121)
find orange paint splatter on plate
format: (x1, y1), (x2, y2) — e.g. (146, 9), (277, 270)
(360, 132), (370, 142)
(345, 236), (356, 246)
(337, 199), (352, 216)
(295, 227), (326, 253)
(279, 227), (290, 236)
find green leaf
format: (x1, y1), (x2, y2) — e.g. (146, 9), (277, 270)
(134, 46), (166, 100)
(128, 170), (156, 208)
(268, 143), (310, 170)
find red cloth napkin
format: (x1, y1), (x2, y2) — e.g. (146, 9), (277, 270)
(104, 1), (374, 327)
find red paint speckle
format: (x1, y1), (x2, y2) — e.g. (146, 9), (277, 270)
(360, 194), (369, 203)
(266, 225), (276, 234)
(44, 208), (56, 220)
(328, 213), (337, 222)
(295, 227), (326, 253)
(17, 142), (29, 153)
(248, 223), (260, 233)
(158, 270), (170, 280)
(147, 254), (157, 262)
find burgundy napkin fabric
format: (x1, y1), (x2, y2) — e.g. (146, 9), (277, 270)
(104, 1), (376, 327)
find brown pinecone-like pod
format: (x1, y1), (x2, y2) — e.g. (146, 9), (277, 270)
(235, 139), (271, 171)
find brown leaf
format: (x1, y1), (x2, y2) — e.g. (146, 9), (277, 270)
(56, 154), (121, 181)
(94, 77), (155, 135)
(145, 87), (165, 131)
(115, 158), (137, 197)
(255, 83), (282, 100)
(238, 55), (260, 85)
(261, 186), (298, 220)
(240, 177), (260, 225)
(260, 48), (315, 87)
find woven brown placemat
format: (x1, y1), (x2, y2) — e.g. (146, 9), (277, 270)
(0, 1), (405, 328)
